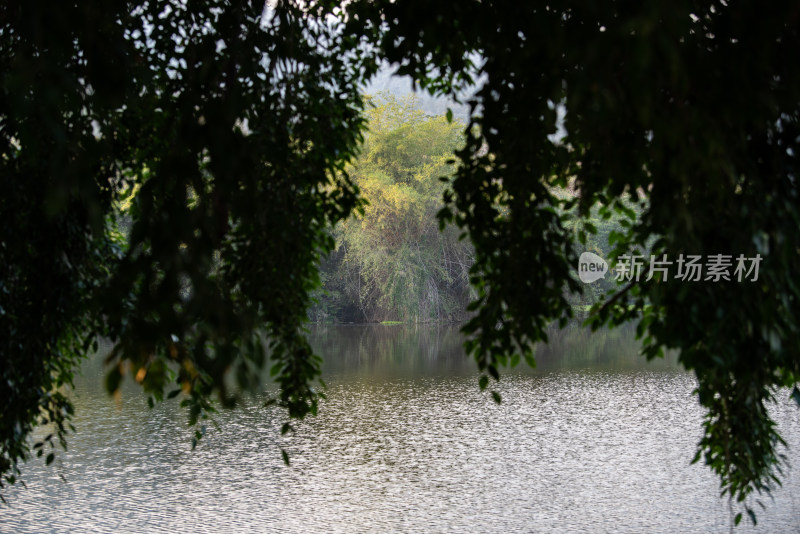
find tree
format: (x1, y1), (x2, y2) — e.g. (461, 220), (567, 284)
(351, 0), (800, 522)
(1, 0), (798, 524)
(1, 0), (375, 491)
(312, 95), (474, 323)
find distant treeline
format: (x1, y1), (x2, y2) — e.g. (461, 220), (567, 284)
(309, 95), (474, 323)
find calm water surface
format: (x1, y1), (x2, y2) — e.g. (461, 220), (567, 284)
(2, 325), (799, 533)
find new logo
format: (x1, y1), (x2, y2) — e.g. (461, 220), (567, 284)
(577, 252), (608, 283)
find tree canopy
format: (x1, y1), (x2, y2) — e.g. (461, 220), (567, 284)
(2, 0), (799, 523)
(1, 0), (374, 490)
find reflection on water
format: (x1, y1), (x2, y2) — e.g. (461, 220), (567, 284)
(2, 325), (798, 533)
(312, 323), (679, 377)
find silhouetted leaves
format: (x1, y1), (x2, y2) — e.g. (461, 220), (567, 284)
(351, 0), (800, 523)
(2, 2), (799, 525)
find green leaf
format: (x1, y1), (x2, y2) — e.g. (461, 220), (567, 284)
(478, 375), (489, 390)
(791, 387), (800, 406)
(487, 365), (499, 380)
(105, 365), (122, 394)
(523, 351), (536, 368)
(747, 509), (757, 525)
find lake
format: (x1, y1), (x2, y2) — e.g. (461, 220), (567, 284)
(2, 324), (799, 533)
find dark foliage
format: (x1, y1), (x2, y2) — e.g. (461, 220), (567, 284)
(2, 1), (798, 522)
